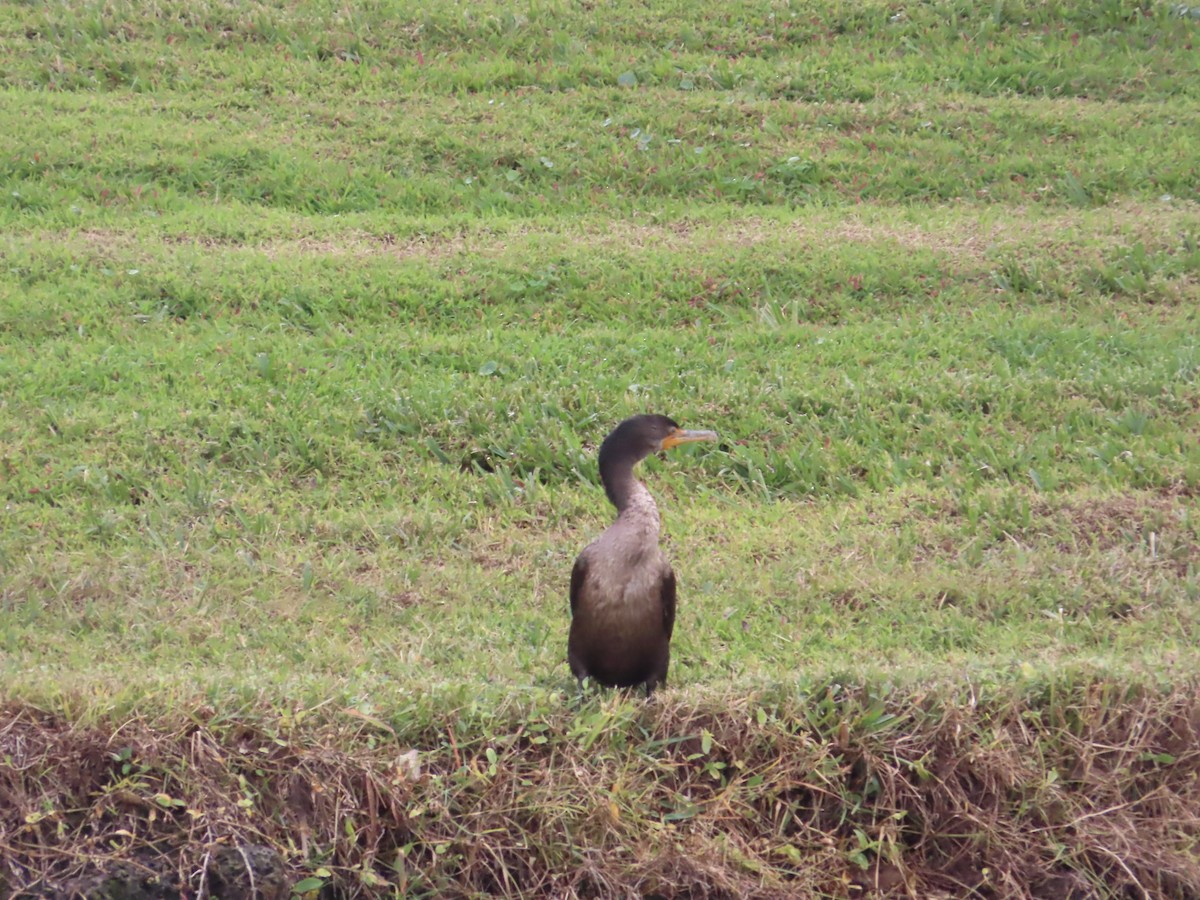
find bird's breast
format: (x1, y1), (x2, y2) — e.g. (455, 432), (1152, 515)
(581, 550), (664, 618)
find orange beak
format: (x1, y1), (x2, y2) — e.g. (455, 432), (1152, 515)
(660, 427), (718, 450)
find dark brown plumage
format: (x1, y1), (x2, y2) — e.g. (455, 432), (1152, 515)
(567, 414), (717, 695)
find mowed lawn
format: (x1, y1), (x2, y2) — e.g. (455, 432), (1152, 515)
(1, 1), (1199, 897)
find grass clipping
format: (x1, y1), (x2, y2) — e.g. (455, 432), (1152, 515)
(2, 678), (1200, 898)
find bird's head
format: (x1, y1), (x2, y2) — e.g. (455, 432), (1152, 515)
(601, 414), (718, 464)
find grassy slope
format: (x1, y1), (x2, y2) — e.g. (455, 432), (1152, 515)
(1, 1), (1199, 896)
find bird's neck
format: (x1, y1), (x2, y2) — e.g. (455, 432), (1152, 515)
(616, 480), (661, 535)
(599, 449), (661, 532)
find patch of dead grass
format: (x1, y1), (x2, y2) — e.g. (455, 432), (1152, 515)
(899, 490), (1195, 564)
(3, 679), (1199, 898)
(46, 199), (1200, 272)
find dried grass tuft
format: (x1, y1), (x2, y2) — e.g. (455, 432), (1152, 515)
(2, 678), (1199, 898)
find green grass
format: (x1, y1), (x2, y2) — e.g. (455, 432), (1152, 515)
(2, 0), (1199, 896)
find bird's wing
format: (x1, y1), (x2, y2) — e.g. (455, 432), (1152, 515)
(569, 554), (588, 618)
(661, 566), (677, 639)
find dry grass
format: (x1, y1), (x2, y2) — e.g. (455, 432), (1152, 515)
(3, 678), (1199, 898)
(32, 199), (1200, 270)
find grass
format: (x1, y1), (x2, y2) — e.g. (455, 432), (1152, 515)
(1, 0), (1199, 896)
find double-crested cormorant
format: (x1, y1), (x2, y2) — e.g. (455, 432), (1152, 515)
(568, 414), (718, 695)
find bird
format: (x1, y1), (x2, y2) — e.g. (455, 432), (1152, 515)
(568, 414), (718, 695)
